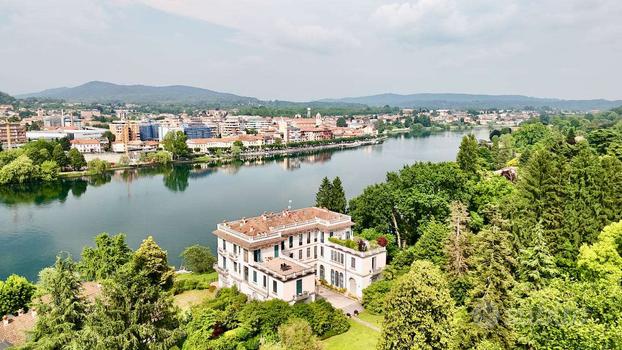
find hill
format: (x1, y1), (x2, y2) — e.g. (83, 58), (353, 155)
(17, 81), (259, 105)
(0, 91), (16, 105)
(317, 93), (622, 111)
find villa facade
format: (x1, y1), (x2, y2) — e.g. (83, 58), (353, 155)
(213, 207), (386, 303)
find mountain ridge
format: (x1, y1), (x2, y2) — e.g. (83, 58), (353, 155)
(16, 82), (622, 111)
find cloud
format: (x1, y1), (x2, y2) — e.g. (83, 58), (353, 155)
(372, 0), (518, 44)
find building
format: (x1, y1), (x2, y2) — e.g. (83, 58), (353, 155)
(109, 121), (140, 143)
(139, 122), (160, 141)
(187, 134), (264, 153)
(213, 207), (386, 303)
(0, 123), (27, 148)
(299, 127), (333, 141)
(182, 123), (213, 139)
(70, 138), (103, 153)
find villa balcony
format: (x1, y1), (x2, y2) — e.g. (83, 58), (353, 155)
(292, 291), (312, 302)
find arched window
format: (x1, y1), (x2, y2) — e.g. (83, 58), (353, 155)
(339, 272), (344, 288)
(320, 265), (325, 280)
(330, 270), (335, 285)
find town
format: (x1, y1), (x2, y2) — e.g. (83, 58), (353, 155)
(0, 101), (537, 160)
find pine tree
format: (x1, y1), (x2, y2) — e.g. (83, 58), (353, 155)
(330, 176), (347, 213)
(378, 260), (455, 350)
(77, 266), (183, 349)
(600, 155), (622, 224)
(315, 177), (333, 209)
(467, 220), (516, 348)
(518, 222), (558, 290)
(457, 134), (481, 178)
(28, 255), (87, 349)
(445, 202), (472, 277)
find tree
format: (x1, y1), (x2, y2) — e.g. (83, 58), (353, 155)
(336, 117), (347, 127)
(466, 220), (516, 348)
(413, 219), (450, 266)
(315, 177), (333, 209)
(330, 177), (347, 213)
(87, 159), (110, 175)
(39, 160), (60, 181)
(274, 318), (323, 350)
(0, 154), (40, 185)
(59, 137), (71, 151)
(102, 130), (116, 151)
(52, 144), (69, 168)
(131, 236), (175, 289)
(577, 220), (622, 284)
(77, 265), (183, 349)
(0, 274), (36, 316)
(68, 148), (86, 171)
(79, 233), (132, 281)
(162, 130), (189, 159)
(457, 134), (481, 178)
(27, 255), (87, 349)
(180, 245), (216, 273)
(378, 260), (455, 350)
(517, 222), (558, 290)
(361, 279), (393, 314)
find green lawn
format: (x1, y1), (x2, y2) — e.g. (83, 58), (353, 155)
(323, 319), (380, 350)
(173, 289), (216, 311)
(357, 311), (384, 329)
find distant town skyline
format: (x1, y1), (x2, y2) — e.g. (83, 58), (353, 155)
(1, 0), (621, 101)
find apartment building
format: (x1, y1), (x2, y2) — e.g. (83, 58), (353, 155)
(213, 207), (386, 303)
(70, 138), (103, 153)
(0, 123), (27, 148)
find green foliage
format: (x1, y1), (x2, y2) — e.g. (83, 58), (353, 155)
(517, 223), (558, 290)
(39, 160), (60, 181)
(180, 245), (216, 273)
(291, 299), (349, 339)
(457, 134), (481, 178)
(238, 299), (291, 341)
(79, 232), (132, 281)
(577, 220), (622, 283)
(274, 318), (323, 350)
(361, 279), (393, 315)
(0, 154), (40, 184)
(512, 122), (551, 151)
(131, 235), (175, 289)
(413, 219), (450, 266)
(87, 158), (110, 175)
(142, 150), (173, 165)
(315, 176), (347, 213)
(52, 144), (69, 168)
(67, 148), (86, 170)
(27, 255), (87, 349)
(336, 116), (347, 127)
(171, 272), (217, 295)
(163, 130), (189, 159)
(378, 260), (455, 350)
(0, 274), (35, 316)
(78, 265), (183, 349)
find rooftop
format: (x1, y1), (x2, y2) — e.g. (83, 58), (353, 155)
(256, 257), (314, 280)
(222, 207), (350, 237)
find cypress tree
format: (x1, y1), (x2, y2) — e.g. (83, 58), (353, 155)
(330, 176), (347, 213)
(315, 177), (333, 209)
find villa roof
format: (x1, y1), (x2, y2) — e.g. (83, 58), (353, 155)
(256, 257), (315, 281)
(223, 207), (350, 237)
(70, 138), (100, 145)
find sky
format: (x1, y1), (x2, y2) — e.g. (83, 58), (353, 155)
(1, 0), (621, 101)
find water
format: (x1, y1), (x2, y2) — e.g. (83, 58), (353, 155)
(0, 130), (488, 280)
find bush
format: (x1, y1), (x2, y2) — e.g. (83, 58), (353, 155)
(87, 159), (110, 175)
(172, 272), (217, 295)
(362, 279), (393, 315)
(292, 299), (349, 339)
(0, 274), (36, 315)
(180, 245), (216, 273)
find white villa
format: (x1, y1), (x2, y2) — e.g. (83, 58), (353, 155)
(213, 207), (386, 303)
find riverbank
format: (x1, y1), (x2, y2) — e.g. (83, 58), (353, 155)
(58, 137), (384, 179)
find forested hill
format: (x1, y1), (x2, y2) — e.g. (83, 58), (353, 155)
(0, 91), (16, 104)
(317, 93), (622, 111)
(17, 81), (260, 105)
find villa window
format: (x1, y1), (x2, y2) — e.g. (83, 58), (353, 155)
(351, 257), (356, 268)
(320, 246), (324, 257)
(372, 257), (377, 270)
(330, 270), (335, 285)
(273, 280), (278, 294)
(233, 262), (237, 273)
(222, 256), (227, 269)
(274, 245), (280, 258)
(320, 265), (325, 280)
(299, 234), (303, 245)
(307, 247), (310, 258)
(253, 270), (257, 283)
(263, 275), (267, 288)
(222, 239), (226, 250)
(289, 236), (293, 248)
(314, 246), (317, 259)
(281, 241), (285, 251)
(298, 250), (302, 259)
(321, 232), (324, 243)
(314, 232), (318, 242)
(253, 249), (261, 262)
(307, 233), (310, 244)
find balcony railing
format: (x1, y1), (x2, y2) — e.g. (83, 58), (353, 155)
(292, 291), (311, 301)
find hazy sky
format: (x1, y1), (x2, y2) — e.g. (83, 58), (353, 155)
(1, 0), (621, 101)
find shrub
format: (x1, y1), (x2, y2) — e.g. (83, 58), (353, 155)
(0, 274), (36, 315)
(362, 279), (393, 314)
(180, 245), (216, 273)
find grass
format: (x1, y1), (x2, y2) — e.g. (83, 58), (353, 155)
(356, 310), (384, 329)
(323, 318), (380, 350)
(172, 272), (218, 295)
(173, 289), (216, 312)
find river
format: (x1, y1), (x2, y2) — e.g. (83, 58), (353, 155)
(0, 129), (489, 280)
